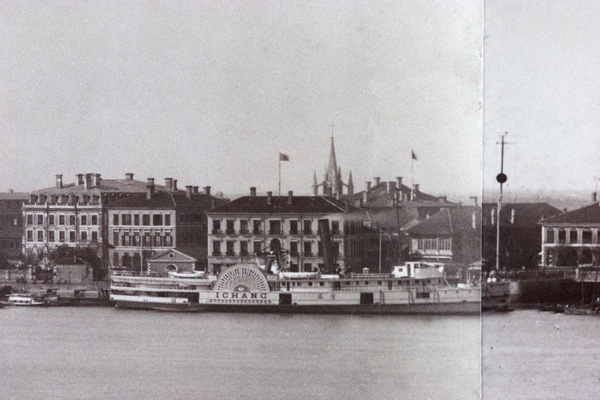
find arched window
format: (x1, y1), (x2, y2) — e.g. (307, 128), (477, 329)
(546, 228), (555, 244)
(166, 264), (178, 273)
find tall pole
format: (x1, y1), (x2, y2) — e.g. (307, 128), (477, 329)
(278, 157), (281, 197)
(496, 134), (508, 272)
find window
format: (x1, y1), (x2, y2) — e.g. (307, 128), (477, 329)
(153, 214), (163, 226)
(424, 239), (438, 250)
(48, 231), (55, 242)
(546, 228), (555, 244)
(81, 215), (87, 225)
(92, 215), (98, 225)
(144, 234), (151, 247)
(253, 220), (262, 234)
(165, 232), (172, 246)
(304, 241), (312, 256)
(113, 253), (119, 267)
(304, 263), (312, 272)
(558, 228), (566, 244)
(27, 214), (33, 225)
(269, 220), (281, 235)
(143, 214), (150, 226)
(113, 214), (119, 225)
(213, 241), (221, 256)
(303, 220), (312, 234)
(332, 220), (340, 235)
(240, 241), (249, 256)
(49, 215), (55, 225)
(69, 215), (76, 226)
(165, 214), (171, 226)
(122, 214), (132, 226)
(59, 215), (65, 225)
(91, 231), (98, 242)
(318, 241), (323, 256)
(240, 220), (249, 234)
(59, 231), (65, 242)
(583, 229), (593, 244)
(113, 232), (119, 246)
(37, 215), (44, 225)
(81, 231), (87, 242)
(290, 242), (298, 256)
(290, 220), (298, 235)
(134, 214), (140, 226)
(37, 231), (43, 241)
(253, 241), (262, 255)
(213, 220), (221, 234)
(69, 231), (75, 242)
(27, 231), (33, 241)
(226, 220), (235, 234)
(440, 239), (452, 251)
(569, 229), (578, 244)
(226, 241), (235, 256)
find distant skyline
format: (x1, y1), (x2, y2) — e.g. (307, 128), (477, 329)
(1, 1), (482, 201)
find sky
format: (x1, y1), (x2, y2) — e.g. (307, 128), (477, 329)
(0, 1), (482, 201)
(484, 1), (600, 203)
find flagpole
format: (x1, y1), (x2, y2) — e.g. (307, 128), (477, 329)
(279, 156), (281, 197)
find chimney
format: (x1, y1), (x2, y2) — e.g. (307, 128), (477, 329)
(85, 173), (93, 189)
(250, 187), (257, 197)
(288, 190), (293, 205)
(95, 173), (101, 187)
(29, 194), (37, 204)
(387, 181), (396, 194)
(374, 177), (381, 186)
(165, 178), (173, 190)
(267, 191), (273, 205)
(146, 178), (155, 200)
(56, 174), (63, 189)
(193, 186), (199, 194)
(363, 191), (368, 204)
(366, 181), (371, 192)
(76, 174), (84, 186)
(204, 186), (211, 196)
(470, 196), (478, 206)
(413, 184), (419, 192)
(172, 179), (178, 191)
(396, 177), (403, 187)
(185, 185), (193, 199)
(593, 192), (597, 203)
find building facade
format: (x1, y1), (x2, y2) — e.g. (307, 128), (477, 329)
(405, 206), (481, 267)
(539, 202), (600, 268)
(0, 191), (28, 260)
(206, 189), (366, 274)
(22, 173), (182, 269)
(107, 182), (227, 271)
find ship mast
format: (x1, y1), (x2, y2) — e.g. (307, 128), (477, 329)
(495, 133), (509, 272)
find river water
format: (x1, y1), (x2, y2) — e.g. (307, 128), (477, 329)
(483, 309), (600, 400)
(0, 307), (480, 400)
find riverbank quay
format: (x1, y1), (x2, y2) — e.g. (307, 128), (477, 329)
(1, 278), (110, 306)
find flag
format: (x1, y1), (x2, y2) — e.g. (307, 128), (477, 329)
(411, 151), (417, 161)
(279, 152), (290, 161)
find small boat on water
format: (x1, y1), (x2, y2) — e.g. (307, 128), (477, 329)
(110, 249), (481, 315)
(7, 293), (45, 306)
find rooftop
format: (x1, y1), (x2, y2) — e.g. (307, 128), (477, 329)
(208, 194), (362, 215)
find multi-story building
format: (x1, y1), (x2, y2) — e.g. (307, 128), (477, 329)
(107, 182), (227, 271)
(206, 188), (366, 274)
(405, 206), (481, 266)
(0, 191), (28, 260)
(538, 201), (600, 268)
(22, 173), (169, 266)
